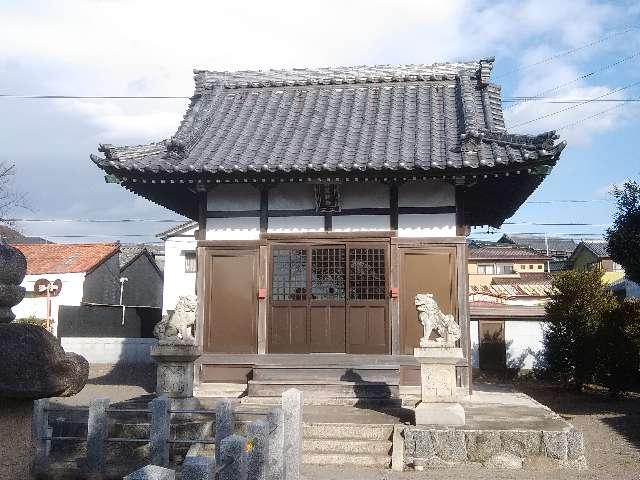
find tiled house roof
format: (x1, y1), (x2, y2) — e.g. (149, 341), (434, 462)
(580, 241), (610, 258)
(497, 234), (577, 255)
(468, 245), (550, 261)
(91, 58), (565, 226)
(13, 243), (119, 275)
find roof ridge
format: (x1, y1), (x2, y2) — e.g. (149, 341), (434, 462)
(192, 59), (493, 93)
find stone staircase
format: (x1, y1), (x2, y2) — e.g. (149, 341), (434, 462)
(302, 422), (394, 467)
(245, 365), (401, 405)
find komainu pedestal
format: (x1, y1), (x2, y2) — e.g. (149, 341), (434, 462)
(413, 293), (465, 427)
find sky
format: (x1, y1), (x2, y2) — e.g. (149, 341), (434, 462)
(1, 0), (639, 244)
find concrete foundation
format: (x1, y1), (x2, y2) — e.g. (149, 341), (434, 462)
(0, 398), (33, 479)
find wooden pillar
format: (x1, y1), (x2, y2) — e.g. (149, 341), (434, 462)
(259, 186), (269, 234)
(258, 245), (268, 354)
(390, 238), (400, 355)
(454, 183), (471, 392)
(389, 183), (399, 231)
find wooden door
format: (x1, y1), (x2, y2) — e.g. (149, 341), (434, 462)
(347, 244), (389, 354)
(309, 246), (346, 352)
(203, 249), (257, 354)
(399, 247), (457, 355)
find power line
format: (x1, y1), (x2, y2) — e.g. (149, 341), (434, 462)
(555, 101), (628, 131)
(510, 79), (640, 129)
(504, 50), (640, 110)
(0, 94), (190, 99)
(504, 222), (611, 226)
(494, 26), (639, 79)
(525, 199), (612, 204)
(8, 218), (185, 223)
(504, 98), (640, 103)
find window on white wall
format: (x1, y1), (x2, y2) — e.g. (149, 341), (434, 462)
(477, 264), (495, 275)
(184, 252), (197, 273)
(495, 264), (514, 274)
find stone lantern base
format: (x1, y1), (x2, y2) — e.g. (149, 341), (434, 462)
(413, 346), (465, 426)
(150, 343), (201, 399)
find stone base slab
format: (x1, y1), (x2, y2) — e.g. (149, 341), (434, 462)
(404, 427), (587, 470)
(415, 402), (465, 426)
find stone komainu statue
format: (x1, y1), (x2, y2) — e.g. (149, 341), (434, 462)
(415, 293), (461, 348)
(154, 295), (197, 343)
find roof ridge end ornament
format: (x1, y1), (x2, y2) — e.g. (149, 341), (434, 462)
(167, 138), (187, 157)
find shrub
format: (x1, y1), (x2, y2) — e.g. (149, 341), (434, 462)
(14, 315), (47, 327)
(542, 269), (616, 390)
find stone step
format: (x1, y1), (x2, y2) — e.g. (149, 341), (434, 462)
(303, 423), (394, 441)
(253, 366), (399, 383)
(247, 380), (399, 399)
(302, 452), (391, 467)
(240, 396), (403, 407)
(303, 438), (392, 455)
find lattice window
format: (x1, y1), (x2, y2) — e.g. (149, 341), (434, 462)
(311, 247), (346, 300)
(349, 248), (386, 300)
(272, 249), (307, 301)
(184, 252), (197, 273)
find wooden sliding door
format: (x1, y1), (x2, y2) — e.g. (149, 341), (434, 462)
(269, 242), (389, 354)
(202, 249), (258, 354)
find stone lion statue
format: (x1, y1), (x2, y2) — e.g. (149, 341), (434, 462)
(154, 295), (197, 343)
(415, 293), (461, 348)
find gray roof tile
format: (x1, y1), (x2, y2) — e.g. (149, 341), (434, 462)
(92, 59), (565, 178)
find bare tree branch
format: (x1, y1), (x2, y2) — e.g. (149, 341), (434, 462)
(0, 161), (27, 226)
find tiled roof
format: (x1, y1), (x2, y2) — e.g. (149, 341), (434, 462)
(0, 225), (50, 245)
(490, 272), (552, 285)
(498, 234), (577, 255)
(468, 245), (550, 261)
(581, 241), (610, 258)
(13, 243), (119, 275)
(157, 220), (198, 239)
(469, 301), (546, 319)
(92, 59), (565, 177)
(470, 283), (551, 298)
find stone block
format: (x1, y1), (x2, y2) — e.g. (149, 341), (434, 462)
(215, 399), (234, 466)
(561, 455), (588, 470)
(124, 465), (176, 479)
(0, 398), (33, 479)
(465, 430), (501, 462)
(150, 396), (170, 466)
(151, 344), (200, 399)
(566, 430), (585, 459)
(404, 428), (436, 459)
(266, 408), (283, 480)
(85, 397), (110, 476)
(182, 456), (215, 480)
(431, 429), (467, 462)
(391, 425), (405, 471)
(484, 452), (523, 469)
(543, 431), (568, 460)
(415, 402), (465, 426)
(282, 389), (303, 480)
(219, 434), (248, 480)
(500, 430), (542, 457)
(247, 420), (269, 480)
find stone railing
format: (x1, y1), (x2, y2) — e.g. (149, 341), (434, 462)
(33, 388), (303, 480)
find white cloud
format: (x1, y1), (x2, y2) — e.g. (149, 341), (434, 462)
(0, 0), (630, 145)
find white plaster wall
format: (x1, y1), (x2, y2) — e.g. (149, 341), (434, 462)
(397, 213), (456, 237)
(14, 272), (86, 336)
(267, 216), (324, 233)
(206, 217), (260, 240)
(341, 182), (389, 209)
(207, 184), (259, 210)
(162, 232), (197, 314)
(61, 337), (157, 364)
(505, 320), (544, 370)
(398, 180), (455, 207)
(470, 320), (479, 368)
(269, 183), (315, 210)
(332, 215), (390, 232)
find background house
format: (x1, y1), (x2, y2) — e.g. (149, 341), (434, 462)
(468, 243), (551, 371)
(12, 243), (120, 335)
(119, 245), (164, 308)
(157, 221), (197, 314)
(497, 234), (577, 271)
(568, 240), (624, 283)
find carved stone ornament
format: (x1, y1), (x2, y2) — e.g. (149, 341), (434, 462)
(415, 293), (461, 348)
(154, 295), (197, 344)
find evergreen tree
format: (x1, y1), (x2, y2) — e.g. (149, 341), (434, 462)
(607, 180), (640, 283)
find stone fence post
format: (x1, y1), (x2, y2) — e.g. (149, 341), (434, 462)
(150, 396), (171, 466)
(32, 398), (50, 474)
(267, 407), (283, 480)
(247, 420), (269, 480)
(215, 399), (234, 466)
(85, 397), (110, 478)
(282, 389), (303, 480)
(218, 434), (248, 480)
